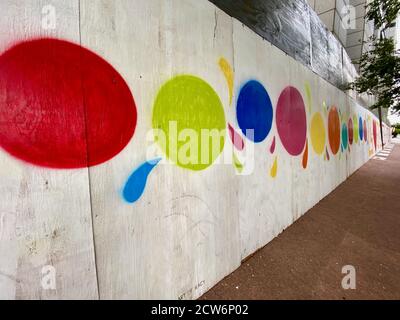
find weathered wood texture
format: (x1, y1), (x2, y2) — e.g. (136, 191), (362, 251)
(0, 0), (98, 299)
(0, 0), (391, 299)
(80, 0), (240, 299)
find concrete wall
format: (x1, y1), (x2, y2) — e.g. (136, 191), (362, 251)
(307, 0), (371, 67)
(210, 0), (357, 89)
(0, 0), (391, 299)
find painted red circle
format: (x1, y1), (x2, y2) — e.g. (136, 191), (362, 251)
(0, 38), (136, 168)
(348, 118), (353, 145)
(328, 106), (340, 155)
(276, 86), (307, 156)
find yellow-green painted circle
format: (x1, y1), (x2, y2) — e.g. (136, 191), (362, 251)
(152, 75), (226, 171)
(310, 112), (326, 155)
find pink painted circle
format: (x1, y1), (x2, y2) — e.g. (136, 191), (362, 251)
(276, 86), (307, 156)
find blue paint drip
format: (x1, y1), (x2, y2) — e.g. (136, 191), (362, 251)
(359, 117), (363, 141)
(122, 158), (161, 203)
(236, 80), (273, 143)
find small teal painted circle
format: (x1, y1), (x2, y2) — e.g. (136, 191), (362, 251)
(342, 123), (348, 150)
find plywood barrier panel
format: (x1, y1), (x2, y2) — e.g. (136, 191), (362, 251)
(80, 0), (240, 299)
(0, 0), (390, 299)
(0, 0), (98, 299)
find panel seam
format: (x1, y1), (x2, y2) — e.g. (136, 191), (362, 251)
(78, 0), (101, 300)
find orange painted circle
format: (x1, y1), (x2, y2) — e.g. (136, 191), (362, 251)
(328, 106), (340, 155)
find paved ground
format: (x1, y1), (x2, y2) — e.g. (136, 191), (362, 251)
(201, 139), (400, 300)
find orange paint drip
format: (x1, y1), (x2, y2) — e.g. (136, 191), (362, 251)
(302, 140), (308, 169)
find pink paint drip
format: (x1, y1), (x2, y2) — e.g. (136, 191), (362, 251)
(270, 136), (276, 154)
(228, 123), (244, 151)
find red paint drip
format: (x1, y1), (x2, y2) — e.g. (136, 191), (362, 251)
(228, 123), (244, 151)
(0, 38), (137, 168)
(269, 136), (276, 154)
(302, 140), (308, 169)
(326, 147), (330, 161)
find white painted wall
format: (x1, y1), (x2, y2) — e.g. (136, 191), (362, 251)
(0, 0), (98, 300)
(0, 0), (391, 299)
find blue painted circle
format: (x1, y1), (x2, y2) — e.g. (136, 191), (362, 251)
(359, 117), (363, 141)
(236, 80), (273, 143)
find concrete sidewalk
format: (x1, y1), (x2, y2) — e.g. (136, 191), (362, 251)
(201, 139), (400, 300)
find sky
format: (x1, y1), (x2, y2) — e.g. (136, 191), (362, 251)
(388, 109), (400, 125)
(397, 15), (400, 51)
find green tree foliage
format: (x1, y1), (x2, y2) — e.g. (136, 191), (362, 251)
(353, 38), (400, 111)
(392, 123), (400, 137)
(366, 0), (400, 30)
(349, 0), (400, 113)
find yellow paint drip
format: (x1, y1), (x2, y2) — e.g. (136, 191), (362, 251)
(305, 82), (312, 113)
(218, 57), (234, 106)
(322, 101), (328, 115)
(233, 152), (244, 173)
(270, 156), (278, 178)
